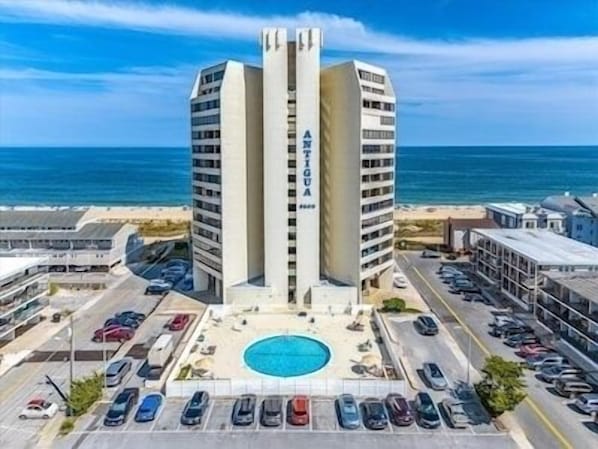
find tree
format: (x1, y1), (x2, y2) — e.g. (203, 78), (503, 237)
(475, 355), (526, 417)
(68, 372), (103, 417)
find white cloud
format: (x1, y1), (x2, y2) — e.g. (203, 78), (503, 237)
(0, 0), (596, 145)
(0, 0), (597, 65)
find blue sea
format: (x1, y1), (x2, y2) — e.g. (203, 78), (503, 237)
(0, 146), (596, 206)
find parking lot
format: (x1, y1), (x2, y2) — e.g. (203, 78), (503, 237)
(398, 251), (598, 449)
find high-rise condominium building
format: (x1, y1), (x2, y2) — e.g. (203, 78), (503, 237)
(191, 28), (396, 307)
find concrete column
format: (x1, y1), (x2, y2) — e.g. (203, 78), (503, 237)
(295, 28), (322, 307)
(261, 28), (289, 303)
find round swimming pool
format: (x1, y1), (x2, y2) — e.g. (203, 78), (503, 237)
(243, 335), (331, 377)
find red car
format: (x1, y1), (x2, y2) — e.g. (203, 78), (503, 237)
(516, 343), (549, 358)
(168, 314), (190, 331)
(92, 325), (135, 343)
(289, 395), (310, 426)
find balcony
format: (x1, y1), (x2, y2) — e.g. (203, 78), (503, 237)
(0, 286), (47, 314)
(560, 331), (598, 364)
(0, 271), (47, 299)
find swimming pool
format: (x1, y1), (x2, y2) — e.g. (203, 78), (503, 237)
(243, 335), (331, 378)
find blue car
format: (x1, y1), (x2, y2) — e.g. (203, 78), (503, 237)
(104, 315), (140, 329)
(134, 394), (163, 422)
(336, 394), (360, 429)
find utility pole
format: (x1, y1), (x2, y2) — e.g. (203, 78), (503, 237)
(69, 314), (75, 396)
(466, 331), (472, 385)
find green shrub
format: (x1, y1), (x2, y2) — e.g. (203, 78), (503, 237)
(381, 298), (406, 313)
(59, 418), (75, 435)
(68, 372), (103, 417)
(475, 355), (526, 417)
(176, 364), (191, 380)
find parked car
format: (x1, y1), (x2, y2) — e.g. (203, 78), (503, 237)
(105, 358), (132, 387)
(441, 272), (467, 284)
(135, 394), (163, 422)
(423, 362), (449, 390)
(385, 393), (414, 426)
(463, 293), (484, 303)
(504, 333), (539, 348)
(414, 392), (441, 428)
(232, 394), (257, 426)
(421, 250), (441, 258)
(361, 398), (388, 430)
(442, 399), (469, 429)
(490, 323), (532, 338)
(336, 394), (361, 429)
(393, 276), (408, 289)
(516, 343), (550, 358)
(104, 315), (141, 329)
(489, 314), (518, 328)
(92, 325), (134, 343)
(554, 379), (594, 398)
(18, 399), (58, 420)
(260, 396), (283, 427)
(448, 280), (476, 294)
(437, 265), (461, 274)
(525, 353), (567, 371)
(168, 314), (190, 331)
(288, 395), (310, 426)
(145, 279), (172, 295)
(116, 311), (146, 322)
(180, 391), (210, 426)
(575, 394), (598, 415)
(538, 365), (583, 383)
(415, 315), (439, 336)
(104, 388), (139, 426)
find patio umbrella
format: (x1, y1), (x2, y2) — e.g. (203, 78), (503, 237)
(360, 353), (381, 367)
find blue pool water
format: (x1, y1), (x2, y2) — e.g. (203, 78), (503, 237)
(243, 335), (331, 378)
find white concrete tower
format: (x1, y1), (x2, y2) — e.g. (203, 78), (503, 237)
(261, 28), (289, 303)
(295, 28), (322, 306)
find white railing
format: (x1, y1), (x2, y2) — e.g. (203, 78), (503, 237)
(166, 377), (405, 398)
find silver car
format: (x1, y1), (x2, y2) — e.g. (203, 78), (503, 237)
(423, 362), (448, 390)
(538, 365), (583, 383)
(441, 399), (469, 429)
(105, 358), (132, 387)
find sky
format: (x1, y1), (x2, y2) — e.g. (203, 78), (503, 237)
(0, 0), (597, 147)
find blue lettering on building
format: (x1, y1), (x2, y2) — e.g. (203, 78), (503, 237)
(299, 130), (316, 209)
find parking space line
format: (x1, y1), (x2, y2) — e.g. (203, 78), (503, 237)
(308, 398), (313, 431)
(200, 400), (215, 431)
(405, 259), (575, 449)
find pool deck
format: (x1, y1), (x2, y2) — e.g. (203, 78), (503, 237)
(182, 310), (384, 380)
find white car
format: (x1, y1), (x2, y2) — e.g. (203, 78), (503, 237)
(441, 399), (469, 429)
(19, 399), (59, 420)
(393, 275), (408, 289)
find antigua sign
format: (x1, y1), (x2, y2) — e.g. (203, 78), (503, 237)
(299, 129), (315, 210)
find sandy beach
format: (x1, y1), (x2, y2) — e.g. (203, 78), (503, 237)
(2, 204), (486, 223)
(394, 204), (485, 221)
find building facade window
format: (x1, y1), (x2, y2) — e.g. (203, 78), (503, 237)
(193, 173), (221, 184)
(362, 129), (395, 139)
(380, 116), (395, 125)
(358, 69), (385, 84)
(191, 114), (220, 126)
(192, 130), (221, 139)
(191, 99), (220, 112)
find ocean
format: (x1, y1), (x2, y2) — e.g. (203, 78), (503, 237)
(0, 146), (596, 206)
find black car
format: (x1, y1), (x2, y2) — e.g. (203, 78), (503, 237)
(116, 311), (146, 322)
(415, 316), (439, 336)
(104, 388), (139, 427)
(361, 398), (388, 430)
(504, 333), (539, 348)
(232, 394), (257, 426)
(104, 315), (141, 329)
(180, 391), (210, 426)
(414, 392), (441, 429)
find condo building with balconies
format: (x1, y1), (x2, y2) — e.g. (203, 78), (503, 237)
(190, 28), (396, 306)
(0, 257), (49, 341)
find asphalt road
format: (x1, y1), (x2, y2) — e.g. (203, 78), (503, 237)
(397, 251), (598, 449)
(0, 265), (167, 449)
